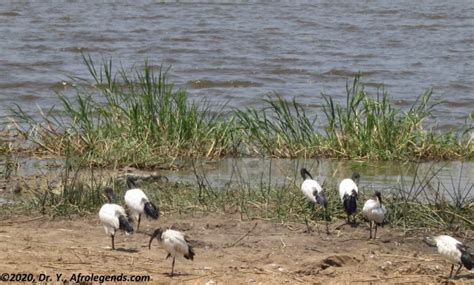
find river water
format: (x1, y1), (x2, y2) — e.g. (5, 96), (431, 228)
(0, 2), (473, 203)
(0, 1), (473, 130)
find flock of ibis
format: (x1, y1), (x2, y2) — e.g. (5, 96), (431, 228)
(98, 170), (472, 279)
(99, 176), (194, 276)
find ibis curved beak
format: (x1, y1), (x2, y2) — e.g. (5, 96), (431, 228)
(148, 233), (157, 250)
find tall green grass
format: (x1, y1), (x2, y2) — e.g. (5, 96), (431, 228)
(11, 54), (237, 167)
(236, 94), (321, 157)
(7, 56), (473, 164)
(322, 78), (472, 159)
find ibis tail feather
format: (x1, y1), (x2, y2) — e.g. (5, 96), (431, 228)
(118, 215), (134, 234)
(185, 245), (195, 260)
(457, 244), (473, 270)
(144, 201), (160, 219)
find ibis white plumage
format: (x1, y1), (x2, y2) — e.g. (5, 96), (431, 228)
(98, 187), (134, 250)
(149, 228), (196, 276)
(338, 172), (360, 224)
(300, 167), (329, 233)
(425, 235), (473, 278)
(125, 176), (160, 232)
(362, 191), (386, 239)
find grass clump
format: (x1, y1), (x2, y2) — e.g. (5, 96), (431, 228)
(11, 54), (237, 167)
(322, 77), (472, 160)
(236, 94), (321, 157)
(7, 56), (473, 164)
(236, 76), (472, 160)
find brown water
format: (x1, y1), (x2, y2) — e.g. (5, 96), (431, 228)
(0, 1), (473, 129)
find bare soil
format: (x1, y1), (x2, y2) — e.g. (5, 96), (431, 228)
(1, 213), (473, 284)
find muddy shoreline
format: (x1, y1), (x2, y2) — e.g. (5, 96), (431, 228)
(1, 213), (473, 284)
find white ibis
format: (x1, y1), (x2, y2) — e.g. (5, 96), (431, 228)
(98, 187), (134, 250)
(300, 168), (329, 233)
(424, 235), (473, 279)
(338, 172), (360, 225)
(125, 176), (160, 231)
(362, 191), (386, 239)
(149, 228), (196, 277)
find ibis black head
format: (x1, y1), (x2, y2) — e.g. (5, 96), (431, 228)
(423, 236), (437, 247)
(127, 176), (138, 189)
(300, 168), (313, 180)
(149, 228), (163, 249)
(351, 172), (360, 184)
(104, 187), (117, 203)
(373, 191), (383, 205)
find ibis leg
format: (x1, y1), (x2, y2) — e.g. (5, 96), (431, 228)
(374, 224), (378, 239)
(171, 257), (176, 277)
(453, 264), (462, 278)
(325, 208), (330, 235)
(369, 221), (373, 239)
(111, 235), (115, 250)
(137, 214), (141, 232)
(449, 264), (454, 278)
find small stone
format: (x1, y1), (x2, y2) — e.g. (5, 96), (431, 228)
(269, 263), (279, 269)
(205, 280), (217, 285)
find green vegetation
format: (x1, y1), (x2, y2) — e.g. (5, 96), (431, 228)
(10, 55), (237, 167)
(5, 159), (472, 233)
(5, 55), (473, 165)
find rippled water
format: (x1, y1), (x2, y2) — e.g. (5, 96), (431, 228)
(0, 1), (473, 129)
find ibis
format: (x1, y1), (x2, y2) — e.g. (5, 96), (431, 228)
(125, 176), (160, 232)
(362, 191), (386, 239)
(424, 235), (473, 279)
(98, 187), (134, 250)
(149, 227), (196, 277)
(338, 172), (360, 225)
(300, 167), (329, 233)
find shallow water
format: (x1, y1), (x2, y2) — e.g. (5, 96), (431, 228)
(0, 1), (473, 130)
(0, 157), (472, 205)
(162, 158), (474, 199)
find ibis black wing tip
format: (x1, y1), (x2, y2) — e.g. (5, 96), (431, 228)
(185, 245), (196, 261)
(457, 243), (473, 270)
(144, 202), (160, 219)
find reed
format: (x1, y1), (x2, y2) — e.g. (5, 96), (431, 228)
(10, 54), (238, 167)
(7, 56), (473, 164)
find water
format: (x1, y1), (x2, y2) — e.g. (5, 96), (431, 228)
(0, 1), (473, 130)
(1, 156), (471, 204)
(161, 158), (474, 199)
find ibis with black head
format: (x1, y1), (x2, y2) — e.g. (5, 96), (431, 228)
(149, 228), (195, 277)
(362, 191), (386, 239)
(338, 172), (360, 225)
(98, 187), (134, 250)
(424, 235), (473, 279)
(125, 176), (160, 232)
(300, 167), (329, 233)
